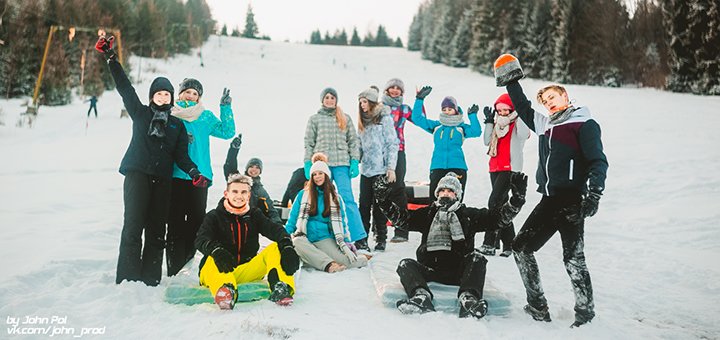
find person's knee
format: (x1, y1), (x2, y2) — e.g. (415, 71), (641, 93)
(396, 258), (417, 274)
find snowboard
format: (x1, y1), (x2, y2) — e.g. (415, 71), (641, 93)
(368, 258), (511, 316)
(164, 281), (271, 306)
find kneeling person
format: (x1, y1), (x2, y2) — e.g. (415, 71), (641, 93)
(195, 174), (300, 310)
(374, 172), (527, 318)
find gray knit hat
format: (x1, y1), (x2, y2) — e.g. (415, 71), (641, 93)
(384, 78), (405, 94)
(245, 157), (263, 174)
(178, 78), (203, 97)
(358, 86), (380, 103)
(434, 172), (463, 200)
(320, 87), (338, 102)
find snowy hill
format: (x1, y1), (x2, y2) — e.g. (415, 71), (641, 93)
(1, 35), (719, 339)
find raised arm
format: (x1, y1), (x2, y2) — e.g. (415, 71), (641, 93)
(210, 88), (236, 139)
(107, 59), (144, 120)
(223, 134), (242, 181)
(463, 104), (482, 138)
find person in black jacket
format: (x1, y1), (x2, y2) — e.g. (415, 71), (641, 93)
(96, 36), (209, 287)
(222, 134), (282, 224)
(281, 167), (307, 207)
(494, 54), (609, 328)
(374, 172), (527, 319)
(195, 174), (300, 310)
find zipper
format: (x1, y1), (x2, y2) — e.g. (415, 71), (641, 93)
(569, 159), (574, 181)
(544, 127), (553, 194)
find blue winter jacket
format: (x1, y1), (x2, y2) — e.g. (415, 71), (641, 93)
(284, 188), (349, 243)
(412, 98), (481, 170)
(172, 101), (235, 183)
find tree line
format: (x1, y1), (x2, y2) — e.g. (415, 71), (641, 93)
(309, 26), (404, 48)
(408, 0), (719, 95)
(0, 0), (214, 106)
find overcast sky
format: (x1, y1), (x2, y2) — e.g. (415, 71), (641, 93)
(206, 0), (426, 43)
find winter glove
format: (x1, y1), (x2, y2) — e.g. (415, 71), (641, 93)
(95, 36), (116, 61)
(386, 169), (396, 183)
(345, 242), (358, 253)
(211, 247), (237, 273)
(279, 244), (300, 275)
(220, 88), (232, 106)
(467, 104), (479, 115)
(230, 133), (242, 149)
(580, 188), (602, 218)
(350, 159), (360, 178)
(336, 234), (358, 263)
(509, 172), (528, 207)
(483, 106), (495, 124)
(494, 54), (524, 87)
(303, 160), (312, 180)
(188, 168), (210, 188)
(416, 86), (432, 100)
(373, 175), (393, 200)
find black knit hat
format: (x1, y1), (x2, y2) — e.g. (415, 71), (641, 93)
(178, 78), (203, 97)
(149, 77), (174, 103)
(245, 158), (263, 174)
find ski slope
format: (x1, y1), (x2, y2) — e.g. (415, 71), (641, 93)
(1, 35), (719, 339)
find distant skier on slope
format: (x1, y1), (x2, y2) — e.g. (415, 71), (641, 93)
(374, 172), (527, 319)
(494, 53), (609, 328)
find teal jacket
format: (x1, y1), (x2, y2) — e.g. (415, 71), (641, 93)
(172, 101), (235, 183)
(284, 188), (349, 243)
(412, 98), (481, 170)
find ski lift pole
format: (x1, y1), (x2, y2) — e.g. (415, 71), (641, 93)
(30, 25), (58, 112)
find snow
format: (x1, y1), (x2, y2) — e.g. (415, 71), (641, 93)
(1, 35), (719, 339)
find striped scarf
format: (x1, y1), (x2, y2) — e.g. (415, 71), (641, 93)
(487, 112), (518, 157)
(294, 188), (350, 247)
(426, 201), (465, 252)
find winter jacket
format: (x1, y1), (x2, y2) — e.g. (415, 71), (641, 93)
(108, 59), (197, 178)
(250, 176), (283, 225)
(507, 81), (608, 196)
(281, 168), (307, 207)
(284, 188), (349, 243)
(383, 104), (413, 152)
(304, 109), (361, 166)
(358, 108), (399, 177)
(172, 101), (235, 183)
(412, 99), (482, 170)
(483, 119), (531, 172)
(195, 198), (292, 270)
(375, 179), (524, 270)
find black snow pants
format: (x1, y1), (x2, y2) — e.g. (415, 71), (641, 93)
(359, 174), (388, 242)
(389, 151), (409, 239)
(396, 250), (488, 299)
(512, 192), (594, 318)
(166, 178), (208, 276)
(482, 171), (516, 251)
(116, 171), (171, 286)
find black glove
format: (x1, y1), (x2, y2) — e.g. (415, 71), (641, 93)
(188, 168), (210, 188)
(509, 172), (527, 207)
(230, 133), (242, 149)
(279, 244), (300, 275)
(220, 88), (232, 106)
(581, 189), (602, 218)
(483, 106), (494, 124)
(95, 36), (116, 61)
(467, 104), (479, 115)
(211, 247), (237, 273)
(373, 175), (392, 200)
(416, 86), (432, 100)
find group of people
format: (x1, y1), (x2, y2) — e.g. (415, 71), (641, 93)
(98, 33), (608, 328)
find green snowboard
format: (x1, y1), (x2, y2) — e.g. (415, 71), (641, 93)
(164, 281), (271, 305)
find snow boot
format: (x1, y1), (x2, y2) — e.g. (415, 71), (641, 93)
(570, 309), (595, 328)
(479, 244), (496, 256)
(524, 304), (551, 322)
(214, 283), (237, 310)
(458, 292), (488, 319)
(396, 289), (435, 314)
(269, 281), (293, 306)
(374, 240), (386, 252)
(354, 238), (370, 252)
(499, 249), (512, 257)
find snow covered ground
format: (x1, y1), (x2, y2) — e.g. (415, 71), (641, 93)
(1, 35), (719, 339)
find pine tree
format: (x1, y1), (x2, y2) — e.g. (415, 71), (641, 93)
(407, 9), (424, 51)
(220, 24), (228, 36)
(375, 25), (391, 46)
(691, 0), (720, 94)
(550, 0), (574, 82)
(448, 8), (472, 67)
(242, 4), (259, 39)
(338, 29), (348, 45)
(362, 31), (375, 46)
(350, 27), (362, 46)
(310, 30), (323, 44)
(522, 0), (553, 79)
(662, 0), (696, 92)
(394, 37), (404, 48)
(231, 26), (240, 37)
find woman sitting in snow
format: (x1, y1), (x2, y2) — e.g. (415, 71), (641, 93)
(285, 153), (369, 273)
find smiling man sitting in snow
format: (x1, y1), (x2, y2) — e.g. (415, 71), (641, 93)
(373, 172), (527, 318)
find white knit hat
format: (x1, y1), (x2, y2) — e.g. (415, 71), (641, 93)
(309, 161), (332, 179)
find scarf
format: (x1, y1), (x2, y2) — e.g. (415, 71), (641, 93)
(549, 106), (576, 125)
(439, 112), (464, 127)
(426, 200), (464, 252)
(487, 112), (518, 157)
(294, 188), (349, 248)
(382, 94), (403, 107)
(318, 106), (336, 116)
(171, 101), (205, 122)
(224, 198), (249, 216)
(148, 103), (171, 138)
